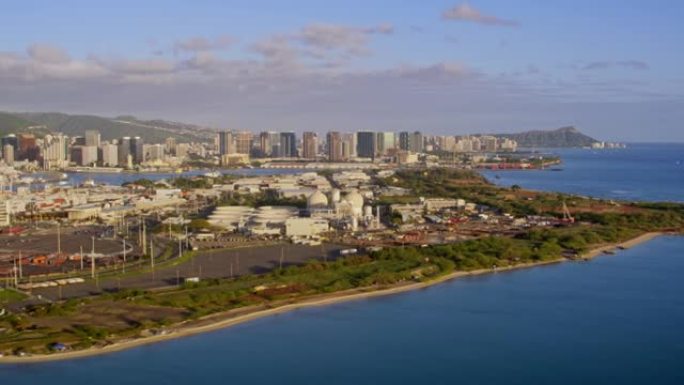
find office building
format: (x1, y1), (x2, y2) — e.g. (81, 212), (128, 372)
(118, 137), (131, 167)
(279, 132), (297, 158)
(17, 133), (39, 161)
(85, 130), (101, 147)
(218, 130), (235, 155)
(356, 131), (376, 159)
(130, 136), (144, 164)
(101, 143), (119, 167)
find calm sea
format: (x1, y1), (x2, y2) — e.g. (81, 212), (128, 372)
(3, 143), (684, 384)
(482, 143), (684, 202)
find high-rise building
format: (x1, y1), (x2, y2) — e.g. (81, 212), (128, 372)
(85, 130), (101, 147)
(258, 132), (271, 157)
(1, 135), (18, 155)
(342, 134), (355, 160)
(118, 137), (131, 166)
(143, 143), (165, 162)
(356, 131), (376, 159)
(165, 137), (177, 155)
(130, 136), (144, 164)
(399, 132), (410, 151)
(302, 132), (317, 159)
(176, 143), (190, 158)
(279, 132), (297, 158)
(481, 136), (498, 152)
(410, 131), (423, 153)
(235, 131), (253, 154)
(70, 145), (98, 166)
(101, 143), (119, 167)
(326, 131), (343, 161)
(398, 131), (423, 152)
(217, 131), (234, 155)
(3, 144), (14, 166)
(42, 133), (68, 169)
(17, 134), (39, 161)
(376, 132), (395, 157)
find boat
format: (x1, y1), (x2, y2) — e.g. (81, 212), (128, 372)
(602, 249), (616, 255)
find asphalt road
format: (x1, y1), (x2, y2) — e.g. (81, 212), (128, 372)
(24, 243), (345, 303)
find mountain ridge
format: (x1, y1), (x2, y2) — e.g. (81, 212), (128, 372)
(496, 126), (598, 148)
(0, 111), (214, 142)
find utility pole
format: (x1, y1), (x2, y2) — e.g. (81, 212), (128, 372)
(150, 240), (155, 270)
(12, 256), (18, 287)
(18, 251), (22, 279)
(80, 245), (84, 270)
(185, 226), (189, 249)
(122, 238), (127, 274)
(91, 253), (95, 279)
(279, 246), (284, 269)
(57, 222), (61, 255)
(142, 217), (147, 255)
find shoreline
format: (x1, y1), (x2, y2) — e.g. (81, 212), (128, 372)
(0, 231), (667, 364)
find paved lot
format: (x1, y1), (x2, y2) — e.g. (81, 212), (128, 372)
(25, 243), (345, 302)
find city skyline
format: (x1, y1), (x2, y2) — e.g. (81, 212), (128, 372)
(1, 1), (683, 142)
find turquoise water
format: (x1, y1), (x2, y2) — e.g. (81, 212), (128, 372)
(3, 144), (684, 384)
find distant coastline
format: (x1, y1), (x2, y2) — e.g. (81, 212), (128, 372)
(0, 231), (668, 364)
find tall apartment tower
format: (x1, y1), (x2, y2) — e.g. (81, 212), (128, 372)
(326, 131), (343, 161)
(234, 131), (253, 154)
(302, 132), (317, 159)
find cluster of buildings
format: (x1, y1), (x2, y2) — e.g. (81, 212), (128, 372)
(214, 130), (518, 165)
(0, 128), (518, 171)
(1, 131), (201, 170)
(0, 181), (187, 226)
(206, 171), (384, 240)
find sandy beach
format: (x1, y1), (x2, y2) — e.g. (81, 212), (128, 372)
(0, 231), (668, 364)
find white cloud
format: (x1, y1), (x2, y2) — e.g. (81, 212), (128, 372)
(442, 3), (518, 26)
(27, 43), (71, 63)
(173, 35), (234, 54)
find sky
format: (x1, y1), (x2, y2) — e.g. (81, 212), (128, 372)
(1, 0), (683, 141)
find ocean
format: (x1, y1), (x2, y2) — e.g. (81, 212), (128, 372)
(481, 143), (684, 202)
(3, 143), (684, 384)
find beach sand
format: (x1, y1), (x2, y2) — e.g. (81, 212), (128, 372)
(0, 231), (667, 364)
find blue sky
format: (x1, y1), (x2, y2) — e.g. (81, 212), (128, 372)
(1, 0), (682, 141)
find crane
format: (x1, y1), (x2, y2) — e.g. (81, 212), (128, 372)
(561, 201), (575, 224)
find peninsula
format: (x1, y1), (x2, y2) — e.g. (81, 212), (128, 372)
(1, 168), (682, 361)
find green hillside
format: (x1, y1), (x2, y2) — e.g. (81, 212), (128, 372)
(11, 112), (210, 142)
(0, 112), (39, 136)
